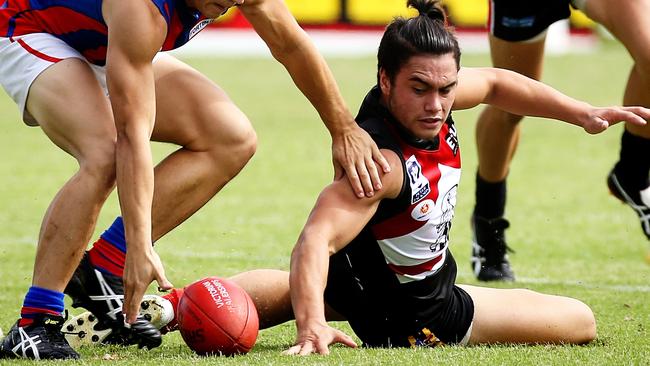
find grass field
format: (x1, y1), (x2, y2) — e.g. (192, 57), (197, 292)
(1, 40), (649, 365)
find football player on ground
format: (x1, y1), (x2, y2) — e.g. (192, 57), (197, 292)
(471, 0), (650, 282)
(88, 0), (648, 354)
(0, 0), (390, 360)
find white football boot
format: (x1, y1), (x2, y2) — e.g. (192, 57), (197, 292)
(63, 295), (174, 349)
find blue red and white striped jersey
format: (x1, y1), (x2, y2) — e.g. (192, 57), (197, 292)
(0, 0), (210, 65)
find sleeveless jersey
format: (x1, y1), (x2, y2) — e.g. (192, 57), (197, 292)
(369, 108), (460, 284)
(324, 86), (472, 347)
(0, 0), (210, 65)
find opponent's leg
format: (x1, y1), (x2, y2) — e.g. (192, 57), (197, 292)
(458, 284), (596, 345)
(85, 55), (257, 269)
(28, 58), (116, 294)
(472, 35), (546, 281)
(27, 59), (161, 349)
(149, 55), (257, 240)
(65, 55), (257, 346)
(583, 0), (650, 242)
(2, 58), (116, 360)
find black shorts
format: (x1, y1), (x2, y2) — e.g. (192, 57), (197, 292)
(324, 246), (474, 348)
(489, 0), (576, 42)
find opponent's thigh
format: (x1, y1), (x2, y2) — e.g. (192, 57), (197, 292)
(584, 0), (650, 138)
(151, 54), (254, 149)
(458, 284), (596, 345)
(583, 0), (650, 58)
(488, 35), (546, 78)
(26, 58), (115, 161)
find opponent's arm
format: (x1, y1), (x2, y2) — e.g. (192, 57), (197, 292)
(239, 0), (391, 198)
(453, 67), (649, 133)
(285, 149), (403, 356)
(103, 0), (173, 323)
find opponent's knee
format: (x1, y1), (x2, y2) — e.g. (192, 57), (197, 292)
(212, 124), (257, 174)
(231, 126), (257, 165)
(78, 143), (116, 192)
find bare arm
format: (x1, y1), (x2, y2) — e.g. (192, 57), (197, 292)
(453, 67), (649, 133)
(103, 0), (172, 323)
(285, 149), (403, 355)
(239, 0), (391, 198)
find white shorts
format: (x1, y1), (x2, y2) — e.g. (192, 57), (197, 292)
(0, 33), (108, 126)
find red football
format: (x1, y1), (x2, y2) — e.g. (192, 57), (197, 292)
(177, 276), (259, 356)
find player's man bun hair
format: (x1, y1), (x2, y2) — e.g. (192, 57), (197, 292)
(377, 0), (460, 84)
(407, 0), (446, 24)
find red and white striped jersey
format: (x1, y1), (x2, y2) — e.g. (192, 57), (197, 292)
(371, 118), (460, 283)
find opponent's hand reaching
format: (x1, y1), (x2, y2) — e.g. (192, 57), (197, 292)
(332, 125), (391, 198)
(283, 320), (357, 356)
(581, 106), (650, 134)
(122, 248), (173, 324)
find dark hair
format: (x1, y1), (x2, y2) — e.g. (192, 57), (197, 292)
(377, 0), (461, 83)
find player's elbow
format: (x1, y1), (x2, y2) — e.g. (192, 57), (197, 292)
(293, 225), (334, 258)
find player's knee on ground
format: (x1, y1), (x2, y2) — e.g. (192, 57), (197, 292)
(566, 298), (597, 344)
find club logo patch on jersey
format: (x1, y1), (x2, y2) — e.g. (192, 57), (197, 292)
(445, 122), (459, 156)
(411, 199), (434, 221)
(189, 19), (213, 40)
(406, 155), (431, 204)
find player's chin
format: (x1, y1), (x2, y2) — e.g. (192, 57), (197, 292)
(414, 126), (442, 140)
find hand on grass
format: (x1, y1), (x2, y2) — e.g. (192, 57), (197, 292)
(283, 320), (357, 356)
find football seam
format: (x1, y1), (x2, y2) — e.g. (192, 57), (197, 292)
(183, 293), (238, 347)
(234, 287), (256, 351)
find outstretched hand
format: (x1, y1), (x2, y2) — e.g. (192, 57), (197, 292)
(122, 248), (173, 324)
(283, 321), (357, 356)
(332, 125), (391, 198)
(582, 106), (650, 134)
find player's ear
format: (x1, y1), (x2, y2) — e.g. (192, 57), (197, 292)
(379, 68), (391, 96)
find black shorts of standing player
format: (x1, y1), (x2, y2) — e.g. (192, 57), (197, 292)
(324, 238), (474, 348)
(489, 0), (584, 42)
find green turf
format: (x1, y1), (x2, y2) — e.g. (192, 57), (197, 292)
(1, 40), (649, 364)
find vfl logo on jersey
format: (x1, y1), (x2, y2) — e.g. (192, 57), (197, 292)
(189, 19), (213, 40)
(406, 155), (430, 204)
(445, 122), (459, 156)
(411, 199), (434, 221)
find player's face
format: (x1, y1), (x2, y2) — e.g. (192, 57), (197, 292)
(380, 53), (458, 141)
(190, 0), (243, 18)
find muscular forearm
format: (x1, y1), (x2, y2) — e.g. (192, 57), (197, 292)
(289, 231), (331, 327)
(242, 0), (354, 136)
(115, 130), (154, 252)
(276, 39), (354, 136)
(486, 68), (592, 127)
